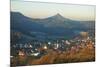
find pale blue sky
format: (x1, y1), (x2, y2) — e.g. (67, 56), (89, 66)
(11, 1), (95, 21)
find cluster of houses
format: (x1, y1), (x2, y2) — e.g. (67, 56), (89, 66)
(11, 36), (95, 58)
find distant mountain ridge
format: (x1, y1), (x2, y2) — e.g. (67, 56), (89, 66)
(11, 12), (95, 43)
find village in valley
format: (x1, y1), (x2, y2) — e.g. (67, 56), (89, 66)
(11, 31), (95, 66)
(10, 1), (95, 66)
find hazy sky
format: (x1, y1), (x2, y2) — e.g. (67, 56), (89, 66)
(11, 1), (95, 21)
